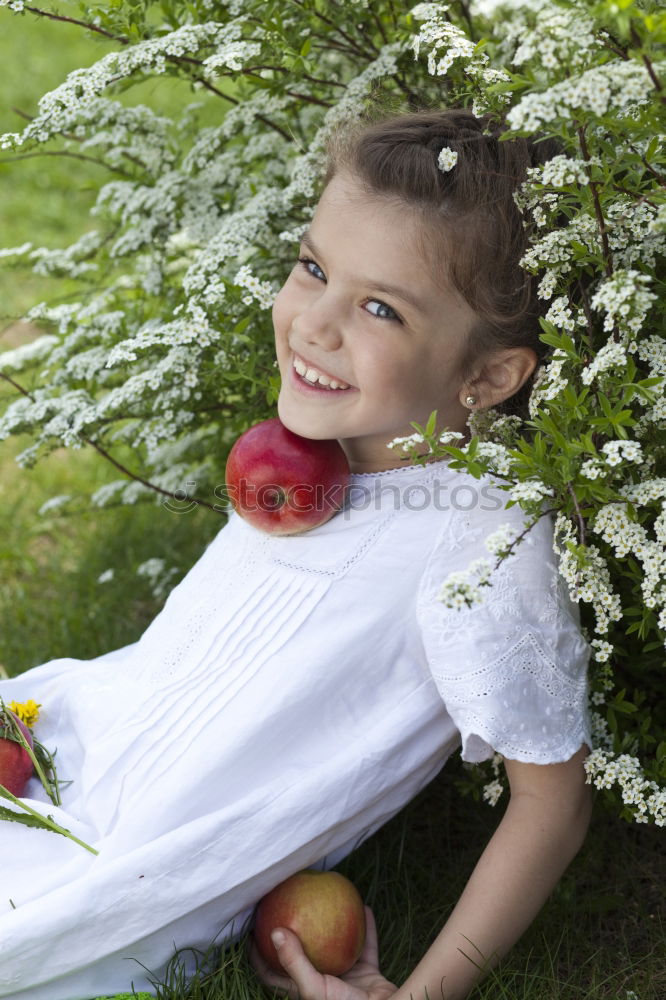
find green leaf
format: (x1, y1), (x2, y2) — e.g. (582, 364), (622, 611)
(424, 410), (438, 437)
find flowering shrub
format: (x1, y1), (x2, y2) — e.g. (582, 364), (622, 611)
(0, 0), (664, 824)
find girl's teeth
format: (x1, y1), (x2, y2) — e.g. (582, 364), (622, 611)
(293, 357), (350, 389)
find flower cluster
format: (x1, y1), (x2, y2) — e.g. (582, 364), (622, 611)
(590, 270), (657, 339)
(410, 2), (511, 114)
(233, 265), (277, 310)
(507, 60), (661, 132)
(584, 750), (666, 826)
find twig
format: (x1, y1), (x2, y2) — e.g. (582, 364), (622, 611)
(20, 4), (129, 45)
(454, 0), (477, 41)
(369, 7), (389, 46)
(0, 149), (134, 179)
(577, 125), (613, 278)
(188, 76), (293, 142)
(290, 0), (372, 61)
(631, 26), (664, 97)
(0, 372), (222, 515)
(576, 277), (595, 342)
(284, 90), (332, 108)
(627, 143), (666, 186)
(567, 482), (587, 546)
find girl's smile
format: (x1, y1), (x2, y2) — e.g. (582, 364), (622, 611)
(272, 170), (479, 473)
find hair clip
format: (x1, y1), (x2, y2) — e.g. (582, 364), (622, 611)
(437, 146), (458, 173)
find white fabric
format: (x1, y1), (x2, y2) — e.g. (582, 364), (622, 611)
(0, 459), (591, 999)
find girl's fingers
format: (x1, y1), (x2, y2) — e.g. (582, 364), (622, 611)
(357, 905), (380, 968)
(268, 927), (327, 999)
(248, 928), (324, 1000)
(248, 937), (300, 999)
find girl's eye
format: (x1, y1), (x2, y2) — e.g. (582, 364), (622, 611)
(364, 299), (401, 322)
(297, 256), (325, 282)
(295, 256), (403, 324)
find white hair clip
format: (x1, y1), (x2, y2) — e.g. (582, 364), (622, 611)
(437, 146), (458, 173)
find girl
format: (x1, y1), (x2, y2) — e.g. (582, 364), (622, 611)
(0, 108), (592, 1000)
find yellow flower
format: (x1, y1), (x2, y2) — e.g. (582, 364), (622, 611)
(8, 699), (41, 728)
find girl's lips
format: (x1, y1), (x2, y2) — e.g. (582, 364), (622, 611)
(288, 358), (357, 397)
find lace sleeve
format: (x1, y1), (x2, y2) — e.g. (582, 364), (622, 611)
(416, 505), (592, 765)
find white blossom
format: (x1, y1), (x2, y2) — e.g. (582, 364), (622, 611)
(437, 146), (458, 172)
(507, 60), (663, 131)
(584, 750), (666, 826)
(590, 270), (657, 338)
(136, 558), (179, 600)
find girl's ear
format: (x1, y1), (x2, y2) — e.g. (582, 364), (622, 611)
(461, 346), (537, 411)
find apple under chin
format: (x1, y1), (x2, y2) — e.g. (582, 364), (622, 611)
(288, 361), (357, 398)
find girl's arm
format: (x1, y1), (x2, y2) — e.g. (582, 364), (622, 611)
(396, 742), (593, 1000)
(250, 743), (592, 1000)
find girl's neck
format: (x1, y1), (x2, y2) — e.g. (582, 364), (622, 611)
(347, 452), (450, 475)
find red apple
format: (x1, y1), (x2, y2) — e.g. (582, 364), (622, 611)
(253, 869), (366, 976)
(0, 710), (34, 797)
(225, 418), (351, 535)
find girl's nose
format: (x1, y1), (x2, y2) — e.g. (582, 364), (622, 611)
(292, 295), (344, 351)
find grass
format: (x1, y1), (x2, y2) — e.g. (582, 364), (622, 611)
(0, 8), (663, 1000)
(85, 774), (664, 1000)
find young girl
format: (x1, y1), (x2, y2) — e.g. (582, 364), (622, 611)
(0, 108), (592, 1000)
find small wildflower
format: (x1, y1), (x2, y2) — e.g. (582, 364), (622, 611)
(7, 699), (41, 728)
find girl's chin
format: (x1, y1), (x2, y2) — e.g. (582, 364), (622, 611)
(276, 398), (338, 440)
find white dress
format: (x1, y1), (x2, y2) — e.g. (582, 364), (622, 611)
(0, 459), (592, 1000)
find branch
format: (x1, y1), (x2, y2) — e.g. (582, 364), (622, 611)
(576, 277), (595, 342)
(186, 75), (293, 143)
(567, 482), (587, 547)
(283, 90), (332, 108)
(0, 372), (222, 515)
(577, 125), (613, 279)
(288, 1), (373, 61)
(627, 143), (666, 186)
(453, 0), (477, 41)
(630, 26), (664, 97)
(82, 436), (221, 514)
(21, 4), (129, 45)
(489, 505), (560, 573)
(368, 7), (389, 46)
(0, 149), (134, 179)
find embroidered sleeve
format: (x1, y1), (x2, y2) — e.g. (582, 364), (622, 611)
(416, 505), (592, 764)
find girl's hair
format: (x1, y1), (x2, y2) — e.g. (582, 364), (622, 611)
(322, 107), (562, 419)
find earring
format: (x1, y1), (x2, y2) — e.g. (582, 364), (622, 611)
(465, 395), (476, 407)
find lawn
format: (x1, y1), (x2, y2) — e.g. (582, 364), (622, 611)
(0, 7), (663, 1000)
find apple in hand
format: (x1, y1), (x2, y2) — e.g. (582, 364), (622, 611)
(0, 710), (34, 796)
(253, 869), (367, 976)
(224, 417), (351, 535)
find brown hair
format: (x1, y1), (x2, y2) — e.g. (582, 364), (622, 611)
(322, 107), (562, 419)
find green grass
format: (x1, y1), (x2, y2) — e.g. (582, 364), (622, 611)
(87, 774), (664, 1000)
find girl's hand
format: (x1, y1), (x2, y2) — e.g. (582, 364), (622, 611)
(248, 905), (397, 1000)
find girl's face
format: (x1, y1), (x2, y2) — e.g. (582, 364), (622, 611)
(272, 170), (479, 473)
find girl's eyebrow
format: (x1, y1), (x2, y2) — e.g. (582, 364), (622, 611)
(300, 229), (426, 315)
